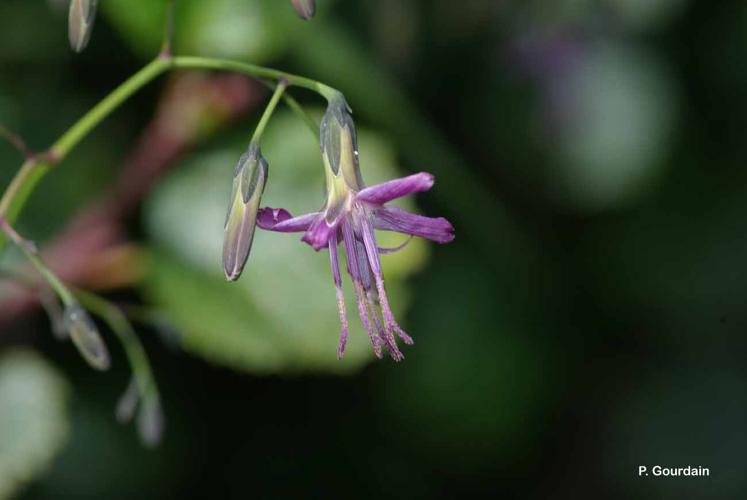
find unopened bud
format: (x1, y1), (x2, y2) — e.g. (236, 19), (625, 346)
(39, 291), (68, 340)
(137, 396), (165, 448)
(291, 0), (316, 20)
(223, 144), (269, 281)
(63, 303), (110, 370)
(115, 379), (140, 424)
(320, 93), (363, 190)
(68, 0), (98, 53)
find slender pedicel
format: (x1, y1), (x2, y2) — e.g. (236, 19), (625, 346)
(223, 80), (286, 281)
(0, 217), (111, 370)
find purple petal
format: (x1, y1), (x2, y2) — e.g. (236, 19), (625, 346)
(340, 221), (361, 281)
(373, 206), (454, 244)
(355, 239), (372, 291)
(257, 207), (319, 233)
(356, 172), (435, 205)
(367, 291), (407, 359)
(302, 217), (339, 251)
(354, 281), (383, 358)
(358, 214), (405, 362)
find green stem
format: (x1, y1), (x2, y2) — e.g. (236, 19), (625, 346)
(76, 289), (159, 399)
(281, 92), (320, 138)
(53, 59), (171, 159)
(256, 78), (318, 138)
(0, 217), (75, 305)
(160, 0), (176, 57)
(0, 55), (336, 250)
(0, 58), (171, 232)
(251, 80), (288, 145)
(172, 56), (338, 100)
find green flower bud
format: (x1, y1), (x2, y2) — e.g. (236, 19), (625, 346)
(291, 0), (316, 20)
(223, 144), (269, 281)
(63, 303), (110, 370)
(320, 93), (363, 193)
(68, 0), (98, 52)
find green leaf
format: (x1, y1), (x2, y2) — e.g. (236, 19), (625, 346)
(143, 111), (429, 374)
(0, 350), (71, 499)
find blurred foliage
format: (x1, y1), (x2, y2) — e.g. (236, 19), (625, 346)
(0, 350), (70, 500)
(102, 0), (330, 61)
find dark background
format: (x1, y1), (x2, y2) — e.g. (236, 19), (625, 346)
(1, 0), (746, 498)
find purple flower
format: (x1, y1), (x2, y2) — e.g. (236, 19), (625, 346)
(257, 94), (454, 361)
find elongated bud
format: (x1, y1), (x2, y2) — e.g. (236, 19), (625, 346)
(291, 0), (316, 20)
(39, 291), (68, 340)
(63, 303), (110, 370)
(320, 93), (363, 191)
(137, 395), (165, 448)
(223, 144), (269, 281)
(115, 379), (140, 423)
(68, 0), (98, 52)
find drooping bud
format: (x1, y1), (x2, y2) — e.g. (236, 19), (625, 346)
(115, 379), (140, 424)
(39, 290), (68, 340)
(319, 93), (363, 193)
(291, 0), (316, 20)
(137, 395), (165, 448)
(223, 144), (269, 281)
(63, 303), (110, 370)
(68, 0), (98, 52)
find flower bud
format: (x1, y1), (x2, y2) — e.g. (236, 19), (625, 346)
(137, 395), (164, 448)
(115, 379), (139, 424)
(291, 0), (316, 20)
(63, 303), (110, 370)
(68, 0), (98, 52)
(223, 144), (269, 281)
(320, 93), (363, 192)
(39, 291), (68, 340)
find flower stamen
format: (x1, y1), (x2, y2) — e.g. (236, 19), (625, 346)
(328, 231), (349, 359)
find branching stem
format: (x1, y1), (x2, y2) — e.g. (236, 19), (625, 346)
(75, 290), (160, 402)
(0, 216), (75, 305)
(0, 55), (337, 250)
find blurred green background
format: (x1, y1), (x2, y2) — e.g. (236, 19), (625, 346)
(1, 0), (747, 498)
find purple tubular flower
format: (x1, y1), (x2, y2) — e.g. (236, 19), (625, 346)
(257, 93), (454, 361)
